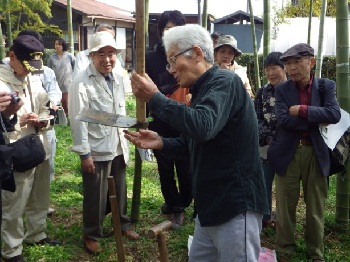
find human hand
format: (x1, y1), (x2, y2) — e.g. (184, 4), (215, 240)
(130, 72), (159, 102)
(124, 129), (164, 150)
(289, 105), (300, 116)
(0, 91), (23, 117)
(19, 112), (39, 127)
(0, 91), (11, 112)
(81, 156), (95, 174)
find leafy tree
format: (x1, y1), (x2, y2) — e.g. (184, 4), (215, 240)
(274, 0), (350, 19)
(0, 0), (61, 39)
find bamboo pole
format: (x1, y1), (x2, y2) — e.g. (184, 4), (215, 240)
(335, 0), (350, 231)
(131, 0), (147, 223)
(248, 0), (261, 91)
(315, 0), (327, 78)
(262, 0), (270, 85)
(67, 0), (74, 55)
(107, 176), (125, 261)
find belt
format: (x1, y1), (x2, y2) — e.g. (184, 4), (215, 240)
(298, 139), (312, 146)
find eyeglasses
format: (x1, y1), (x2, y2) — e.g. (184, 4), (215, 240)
(166, 47), (192, 72)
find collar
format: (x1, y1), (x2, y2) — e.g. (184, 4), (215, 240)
(191, 65), (217, 96)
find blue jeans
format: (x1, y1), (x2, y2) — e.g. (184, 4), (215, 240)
(262, 161), (275, 221)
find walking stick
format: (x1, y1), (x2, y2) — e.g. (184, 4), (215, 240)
(131, 0), (147, 223)
(108, 176), (125, 262)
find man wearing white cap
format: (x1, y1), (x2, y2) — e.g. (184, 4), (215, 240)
(69, 31), (139, 255)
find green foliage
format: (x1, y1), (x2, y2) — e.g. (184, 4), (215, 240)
(0, 0), (61, 37)
(236, 53), (337, 95)
(274, 0), (341, 18)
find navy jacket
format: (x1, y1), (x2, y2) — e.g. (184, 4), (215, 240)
(267, 78), (341, 177)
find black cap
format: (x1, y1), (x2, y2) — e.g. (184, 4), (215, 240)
(10, 35), (44, 74)
(280, 43), (314, 61)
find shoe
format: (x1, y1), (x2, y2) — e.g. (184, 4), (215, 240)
(3, 255), (26, 262)
(84, 237), (102, 254)
(35, 237), (61, 246)
(172, 212), (184, 230)
(312, 260), (325, 262)
(47, 207), (55, 216)
(160, 203), (172, 215)
(122, 230), (140, 240)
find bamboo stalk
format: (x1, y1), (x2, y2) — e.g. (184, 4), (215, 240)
(131, 0), (147, 223)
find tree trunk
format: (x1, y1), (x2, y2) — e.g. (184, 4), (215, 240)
(248, 0), (261, 91)
(263, 0), (270, 85)
(131, 0), (147, 223)
(307, 0), (313, 45)
(335, 0), (350, 232)
(67, 0), (74, 54)
(315, 0), (327, 78)
(202, 0), (208, 29)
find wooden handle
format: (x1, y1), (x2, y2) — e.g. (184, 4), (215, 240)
(148, 221), (173, 238)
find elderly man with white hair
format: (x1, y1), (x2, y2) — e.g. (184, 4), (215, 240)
(125, 24), (268, 261)
(69, 31), (139, 255)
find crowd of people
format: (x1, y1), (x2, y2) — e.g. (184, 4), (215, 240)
(0, 9), (340, 262)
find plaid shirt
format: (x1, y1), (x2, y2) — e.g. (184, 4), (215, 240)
(254, 83), (278, 147)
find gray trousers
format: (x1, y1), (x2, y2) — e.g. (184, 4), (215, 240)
(82, 155), (131, 240)
(189, 211), (262, 262)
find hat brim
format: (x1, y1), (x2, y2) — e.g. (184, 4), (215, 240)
(89, 44), (118, 53)
(22, 59), (44, 74)
(214, 44), (242, 57)
(280, 54), (311, 61)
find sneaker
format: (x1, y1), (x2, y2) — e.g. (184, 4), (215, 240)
(172, 212), (184, 230)
(35, 237), (61, 246)
(47, 207), (55, 216)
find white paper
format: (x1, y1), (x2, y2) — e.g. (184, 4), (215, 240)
(320, 108), (350, 150)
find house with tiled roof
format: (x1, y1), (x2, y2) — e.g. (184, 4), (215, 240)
(43, 0), (135, 69)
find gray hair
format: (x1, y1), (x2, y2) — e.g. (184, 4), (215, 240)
(163, 24), (214, 64)
(95, 24), (115, 38)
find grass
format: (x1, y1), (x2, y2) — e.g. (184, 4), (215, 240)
(20, 96), (350, 261)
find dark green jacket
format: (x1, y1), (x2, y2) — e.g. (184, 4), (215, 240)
(149, 65), (268, 226)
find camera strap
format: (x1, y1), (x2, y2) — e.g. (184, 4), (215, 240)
(26, 76), (39, 134)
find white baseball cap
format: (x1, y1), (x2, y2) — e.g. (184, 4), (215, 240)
(89, 31), (118, 53)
